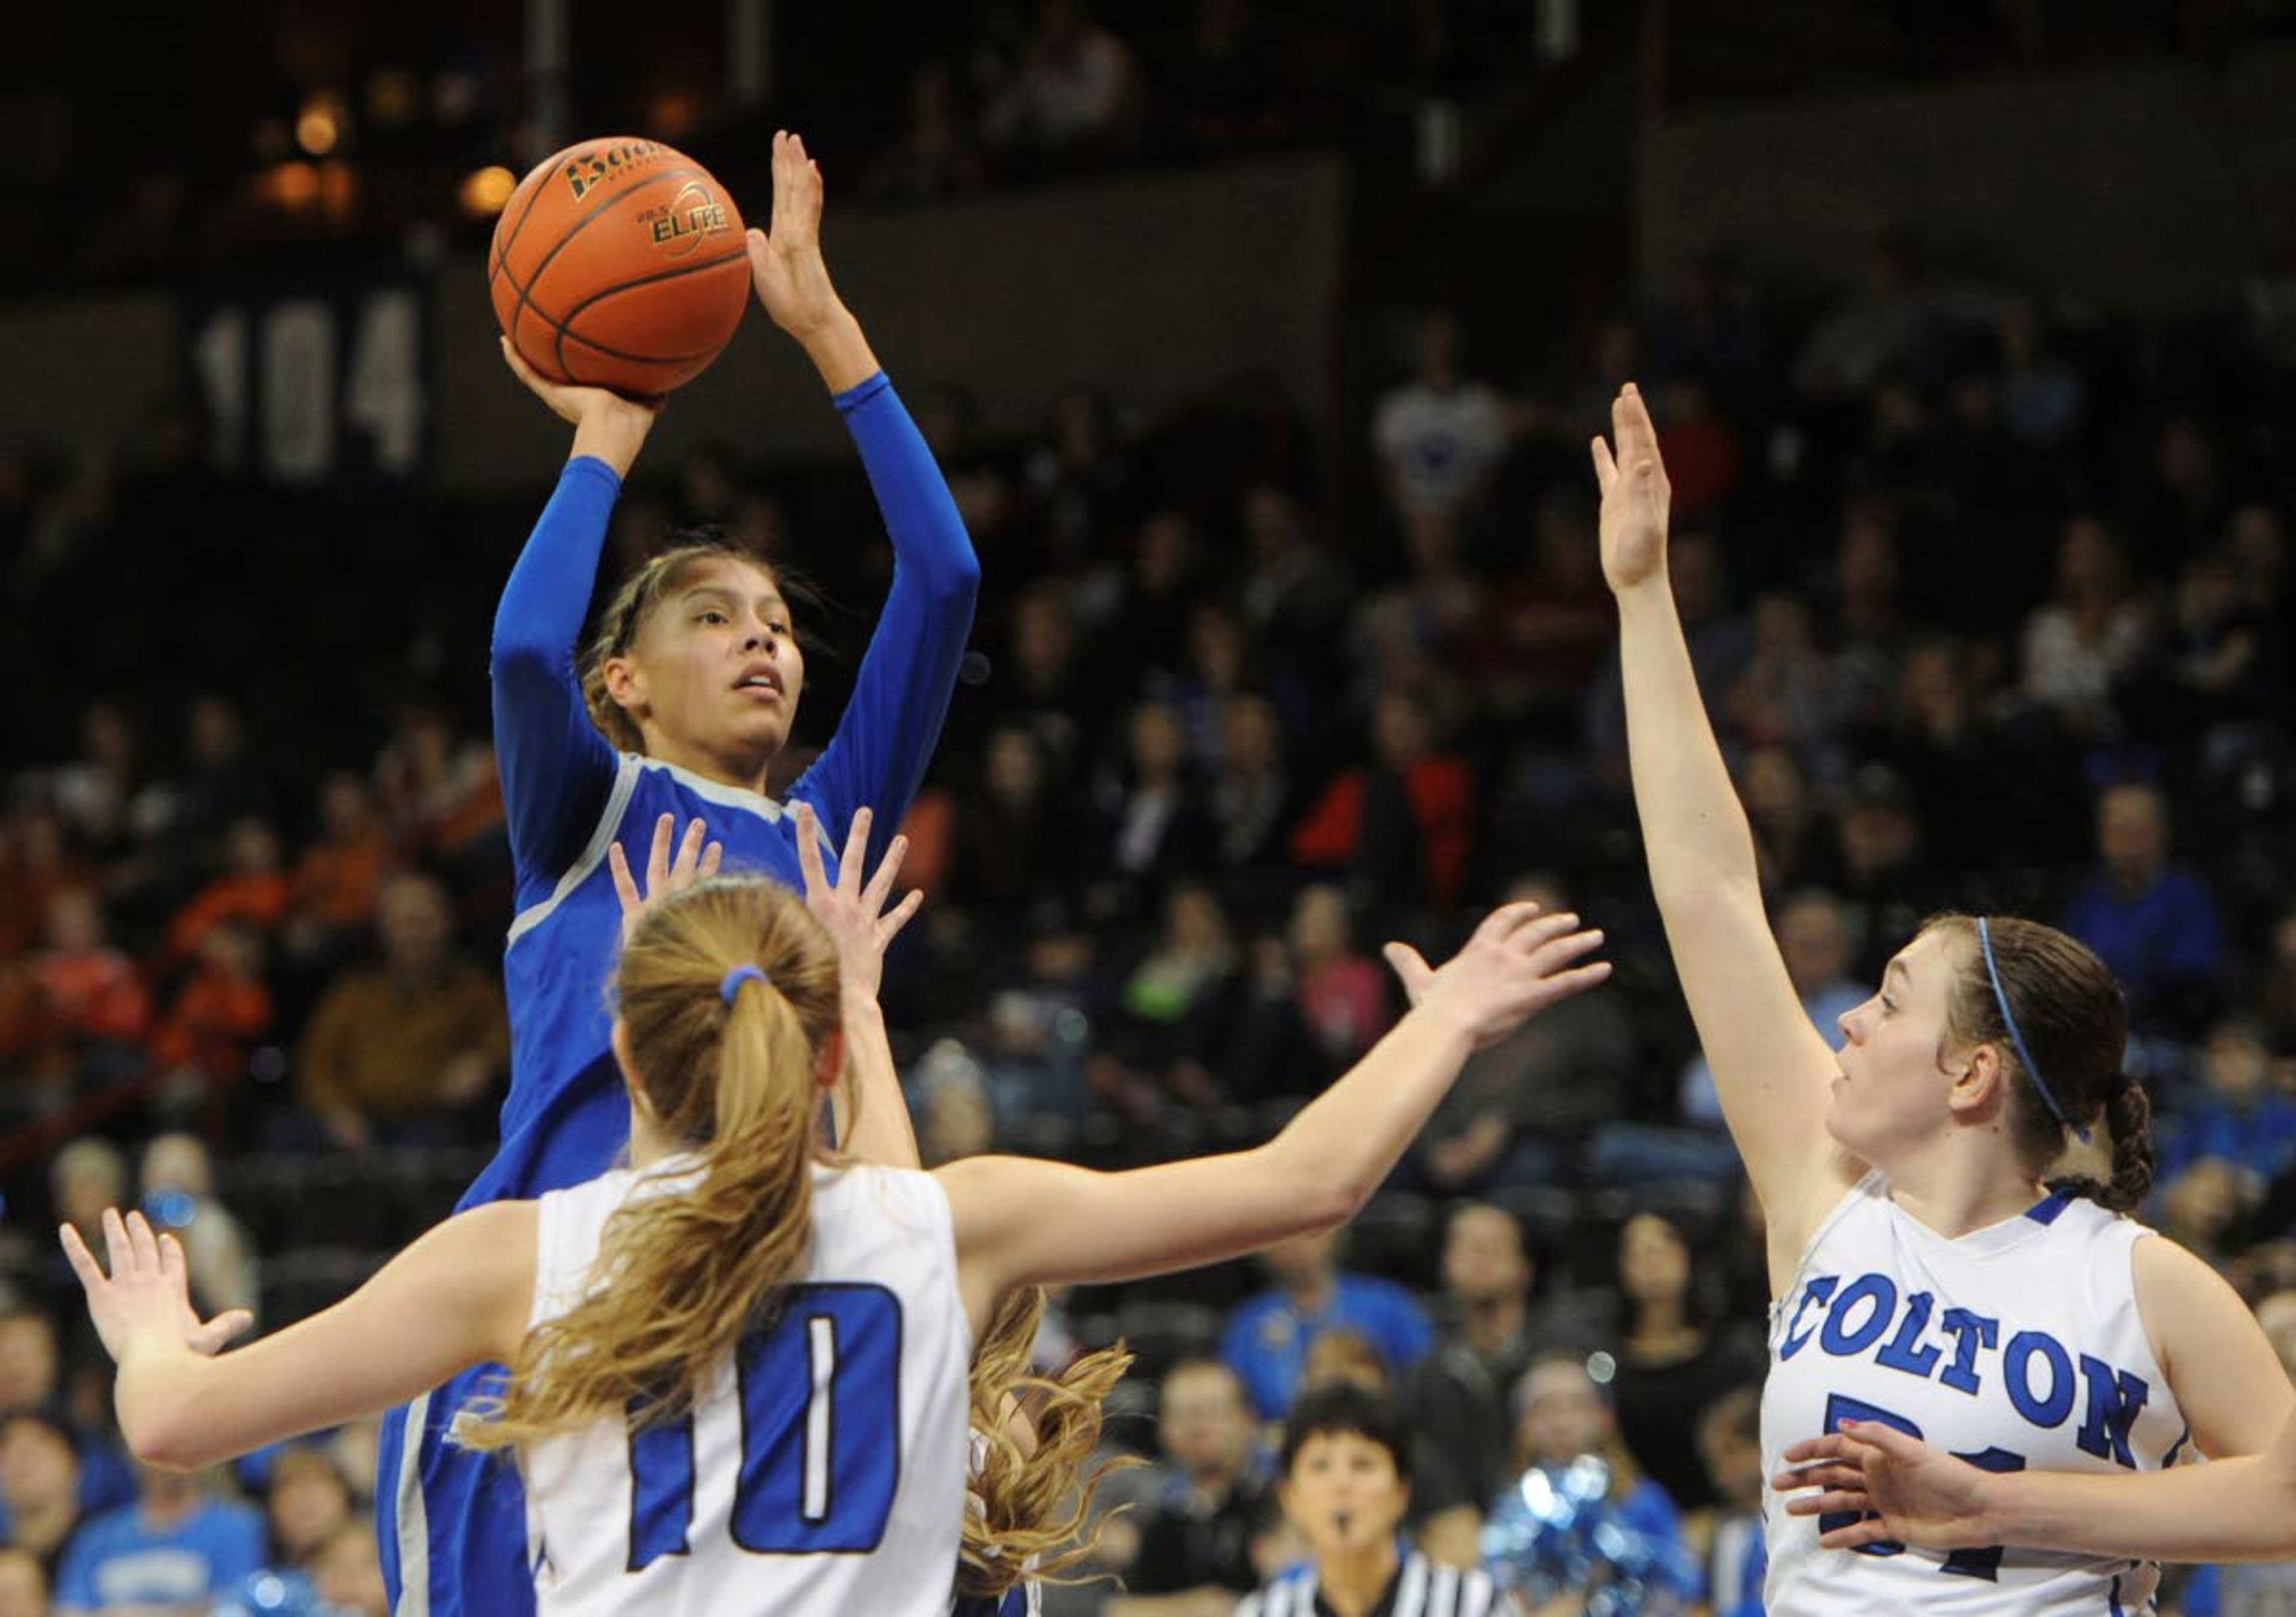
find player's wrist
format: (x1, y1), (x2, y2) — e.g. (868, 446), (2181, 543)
(796, 309), (877, 393)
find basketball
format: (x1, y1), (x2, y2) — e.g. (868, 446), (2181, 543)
(488, 136), (751, 399)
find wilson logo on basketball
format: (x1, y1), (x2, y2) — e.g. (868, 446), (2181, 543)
(646, 182), (731, 258)
(561, 140), (665, 202)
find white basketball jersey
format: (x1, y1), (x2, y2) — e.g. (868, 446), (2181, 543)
(1762, 1174), (2183, 1616)
(514, 1160), (973, 1616)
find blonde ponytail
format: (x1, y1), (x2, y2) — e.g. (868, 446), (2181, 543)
(465, 875), (842, 1451)
(955, 1289), (1137, 1599)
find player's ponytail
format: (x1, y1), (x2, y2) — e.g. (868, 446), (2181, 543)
(466, 874), (841, 1451)
(2090, 1078), (2155, 1213)
(955, 1288), (1136, 1600)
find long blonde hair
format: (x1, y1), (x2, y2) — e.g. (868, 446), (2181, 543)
(957, 1288), (1136, 1599)
(465, 874), (841, 1449)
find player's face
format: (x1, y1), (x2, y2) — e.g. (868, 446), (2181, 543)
(1828, 929), (1961, 1158)
(618, 559), (804, 775)
(1280, 1432), (1408, 1563)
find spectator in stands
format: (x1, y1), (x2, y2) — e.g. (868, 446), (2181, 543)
(0, 804), (89, 963)
(1221, 1224), (1433, 1421)
(143, 695), (273, 886)
(1687, 1385), (1766, 1617)
(1678, 889), (1864, 1137)
(1482, 1354), (1699, 1613)
(2158, 1018), (2296, 1183)
(1277, 884), (1391, 1081)
(42, 703), (143, 869)
(982, 0), (1143, 168)
(137, 1135), (258, 1328)
(2063, 781), (2226, 1036)
(145, 920), (273, 1121)
(0, 1409), (87, 1587)
(308, 1521), (385, 1617)
(1877, 635), (1999, 871)
(163, 816), (290, 964)
(949, 724), (1080, 930)
(1207, 694), (1296, 902)
(0, 1545), (45, 1617)
(1104, 1359), (1269, 1616)
(1103, 509), (1208, 710)
(1162, 0), (1297, 157)
(866, 59), (988, 203)
(1236, 483), (1352, 710)
(1607, 1212), (1764, 1515)
(54, 1463), (262, 1616)
(1372, 309), (1509, 530)
(1080, 700), (1215, 928)
(22, 890), (148, 1096)
(1235, 1381), (1508, 1617)
(1406, 1204), (1611, 1569)
(1022, 382), (1135, 575)
(1828, 763), (1935, 981)
(2020, 515), (2148, 737)
(1724, 593), (1842, 762)
(1995, 297), (2086, 450)
(1419, 874), (1638, 1192)
(263, 1446), (353, 1578)
(283, 771), (393, 969)
(1737, 744), (1829, 895)
(1289, 692), (1473, 917)
(1104, 881), (1244, 1112)
(293, 871), (509, 1151)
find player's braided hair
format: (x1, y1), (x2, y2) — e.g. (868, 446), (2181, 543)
(464, 873), (839, 1449)
(1922, 912), (2154, 1212)
(954, 1288), (1137, 1600)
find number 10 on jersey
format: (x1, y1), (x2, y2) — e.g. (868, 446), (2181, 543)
(628, 1284), (903, 1567)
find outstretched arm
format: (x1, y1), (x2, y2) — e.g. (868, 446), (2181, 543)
(751, 132), (981, 841)
(1596, 384), (1850, 1250)
(1778, 1409), (2296, 1564)
(939, 907), (1608, 1333)
(66, 1204), (533, 1472)
(490, 344), (665, 877)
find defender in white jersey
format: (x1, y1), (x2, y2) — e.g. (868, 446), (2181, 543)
(64, 841), (1611, 1615)
(1588, 380), (2293, 1615)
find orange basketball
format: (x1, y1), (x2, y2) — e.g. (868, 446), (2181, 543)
(488, 137), (750, 399)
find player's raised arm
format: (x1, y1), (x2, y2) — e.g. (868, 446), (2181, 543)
(1777, 1408), (2296, 1564)
(793, 803), (924, 1169)
(749, 131), (981, 843)
(490, 345), (665, 875)
(938, 906), (1609, 1331)
(1597, 383), (1850, 1254)
(65, 1204), (533, 1473)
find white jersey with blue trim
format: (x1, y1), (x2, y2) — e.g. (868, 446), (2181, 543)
(1762, 1174), (2183, 1615)
(514, 1160), (973, 1616)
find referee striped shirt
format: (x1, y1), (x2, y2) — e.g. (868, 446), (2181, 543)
(1235, 1551), (1513, 1617)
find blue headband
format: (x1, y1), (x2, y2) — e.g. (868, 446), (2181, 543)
(720, 963), (768, 1004)
(1977, 917), (2087, 1143)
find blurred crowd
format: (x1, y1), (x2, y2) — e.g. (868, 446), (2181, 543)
(4, 164), (2296, 1617)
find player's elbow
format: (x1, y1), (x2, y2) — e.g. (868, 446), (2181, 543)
(118, 1396), (207, 1473)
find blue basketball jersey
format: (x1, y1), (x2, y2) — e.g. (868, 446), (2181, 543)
(377, 370), (977, 1617)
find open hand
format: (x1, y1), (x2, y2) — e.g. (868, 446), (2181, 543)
(747, 131), (848, 341)
(793, 802), (923, 1001)
(1773, 1421), (2001, 1551)
(609, 814), (725, 945)
(62, 1209), (254, 1365)
(1590, 382), (1672, 594)
(1384, 903), (1609, 1049)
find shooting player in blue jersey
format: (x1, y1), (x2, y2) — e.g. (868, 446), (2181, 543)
(376, 130), (981, 1617)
